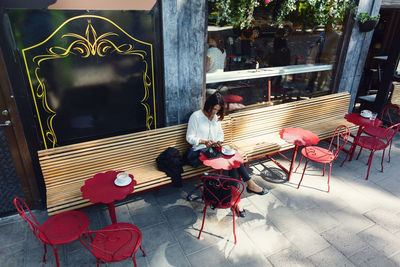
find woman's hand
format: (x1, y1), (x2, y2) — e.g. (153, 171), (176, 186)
(214, 141), (223, 148)
(202, 140), (214, 148)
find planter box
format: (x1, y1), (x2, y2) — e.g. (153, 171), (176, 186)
(358, 19), (378, 32)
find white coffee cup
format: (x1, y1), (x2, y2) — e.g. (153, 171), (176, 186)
(116, 172), (130, 182)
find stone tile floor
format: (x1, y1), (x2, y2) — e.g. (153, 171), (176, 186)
(1, 136), (400, 267)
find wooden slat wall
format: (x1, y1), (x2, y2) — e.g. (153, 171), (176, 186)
(38, 93), (354, 216)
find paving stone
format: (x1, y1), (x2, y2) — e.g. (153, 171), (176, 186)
(163, 205), (198, 230)
(357, 225), (400, 257)
(129, 203), (166, 229)
(186, 245), (231, 267)
(147, 243), (190, 267)
(265, 205), (312, 234)
(390, 251), (400, 266)
(327, 208), (375, 234)
(348, 245), (399, 267)
(242, 224), (291, 257)
(0, 220), (27, 249)
(0, 242), (25, 267)
(114, 203), (135, 223)
(155, 186), (193, 211)
(221, 227), (272, 267)
(141, 222), (177, 253)
(295, 206), (339, 234)
(364, 208), (400, 234)
(308, 246), (356, 267)
(283, 226), (330, 258)
(268, 247), (315, 267)
(321, 226), (369, 257)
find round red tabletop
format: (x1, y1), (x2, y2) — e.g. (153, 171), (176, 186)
(279, 127), (320, 147)
(199, 148), (243, 170)
(344, 113), (382, 128)
(223, 94), (243, 103)
(81, 170), (136, 204)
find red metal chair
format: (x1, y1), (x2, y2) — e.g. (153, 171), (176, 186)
(13, 197), (89, 267)
(354, 122), (400, 180)
(197, 174), (244, 244)
(362, 104), (400, 162)
(79, 222), (145, 267)
(295, 125), (351, 192)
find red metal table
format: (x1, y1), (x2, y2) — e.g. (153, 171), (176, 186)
(81, 170), (136, 224)
(343, 113), (382, 162)
(269, 127), (320, 181)
(199, 147), (244, 172)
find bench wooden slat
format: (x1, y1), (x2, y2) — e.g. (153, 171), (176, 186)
(38, 92), (353, 216)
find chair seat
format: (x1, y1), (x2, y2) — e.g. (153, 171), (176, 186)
(92, 223), (141, 262)
(302, 146), (335, 163)
(40, 211), (89, 245)
(363, 126), (394, 139)
(357, 136), (386, 150)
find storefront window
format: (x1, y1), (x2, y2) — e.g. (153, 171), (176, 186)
(206, 3), (343, 112)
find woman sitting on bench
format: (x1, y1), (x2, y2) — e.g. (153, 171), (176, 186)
(186, 92), (268, 217)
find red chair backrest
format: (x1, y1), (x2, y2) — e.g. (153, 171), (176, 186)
(198, 174), (244, 209)
(381, 104), (400, 125)
(369, 122), (400, 150)
(13, 197), (51, 244)
(80, 224), (141, 263)
(328, 125), (351, 159)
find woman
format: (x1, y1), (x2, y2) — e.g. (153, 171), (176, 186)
(186, 92), (268, 217)
(207, 36), (226, 73)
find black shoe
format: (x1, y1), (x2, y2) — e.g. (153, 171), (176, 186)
(247, 187), (269, 195)
(231, 207), (246, 217)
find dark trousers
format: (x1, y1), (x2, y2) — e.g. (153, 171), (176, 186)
(224, 164), (251, 182)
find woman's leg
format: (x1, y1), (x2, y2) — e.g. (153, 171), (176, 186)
(236, 164), (265, 193)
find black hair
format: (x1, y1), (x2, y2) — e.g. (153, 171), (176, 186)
(203, 92), (225, 121)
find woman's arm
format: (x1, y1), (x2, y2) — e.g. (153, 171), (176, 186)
(207, 56), (211, 72)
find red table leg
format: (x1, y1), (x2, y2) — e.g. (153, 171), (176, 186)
(287, 145), (299, 181)
(107, 202), (117, 224)
(348, 126), (363, 162)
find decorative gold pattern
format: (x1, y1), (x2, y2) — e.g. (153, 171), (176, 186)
(22, 15), (156, 149)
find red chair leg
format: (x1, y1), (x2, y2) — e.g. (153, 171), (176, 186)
(198, 205), (207, 240)
(341, 150), (349, 167)
(297, 159), (309, 189)
(295, 155), (304, 173)
(327, 163), (332, 193)
(356, 147), (363, 160)
(388, 140), (392, 163)
(133, 256), (137, 267)
(97, 259), (100, 267)
(323, 163), (326, 176)
(365, 151), (375, 180)
(53, 247), (60, 267)
(139, 246), (146, 257)
(381, 149), (385, 172)
(233, 208), (237, 244)
(43, 244), (47, 263)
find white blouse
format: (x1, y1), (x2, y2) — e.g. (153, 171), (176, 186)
(186, 110), (224, 151)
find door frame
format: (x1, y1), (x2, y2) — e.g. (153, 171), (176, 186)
(0, 50), (41, 209)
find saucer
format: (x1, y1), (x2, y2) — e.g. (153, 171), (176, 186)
(114, 177), (132, 187)
(360, 110), (372, 118)
(222, 148), (235, 156)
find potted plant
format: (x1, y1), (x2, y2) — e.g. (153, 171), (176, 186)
(356, 12), (380, 32)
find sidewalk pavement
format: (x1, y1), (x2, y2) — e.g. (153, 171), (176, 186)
(1, 136), (400, 267)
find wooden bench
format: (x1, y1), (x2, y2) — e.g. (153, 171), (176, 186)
(229, 92), (357, 161)
(38, 92), (354, 216)
(38, 120), (232, 216)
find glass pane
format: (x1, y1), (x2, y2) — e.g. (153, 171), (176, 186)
(206, 4), (342, 111)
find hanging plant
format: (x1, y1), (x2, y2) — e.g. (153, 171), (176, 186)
(209, 0), (358, 29)
(355, 12), (380, 32)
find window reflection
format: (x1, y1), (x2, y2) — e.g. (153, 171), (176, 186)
(206, 9), (342, 112)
